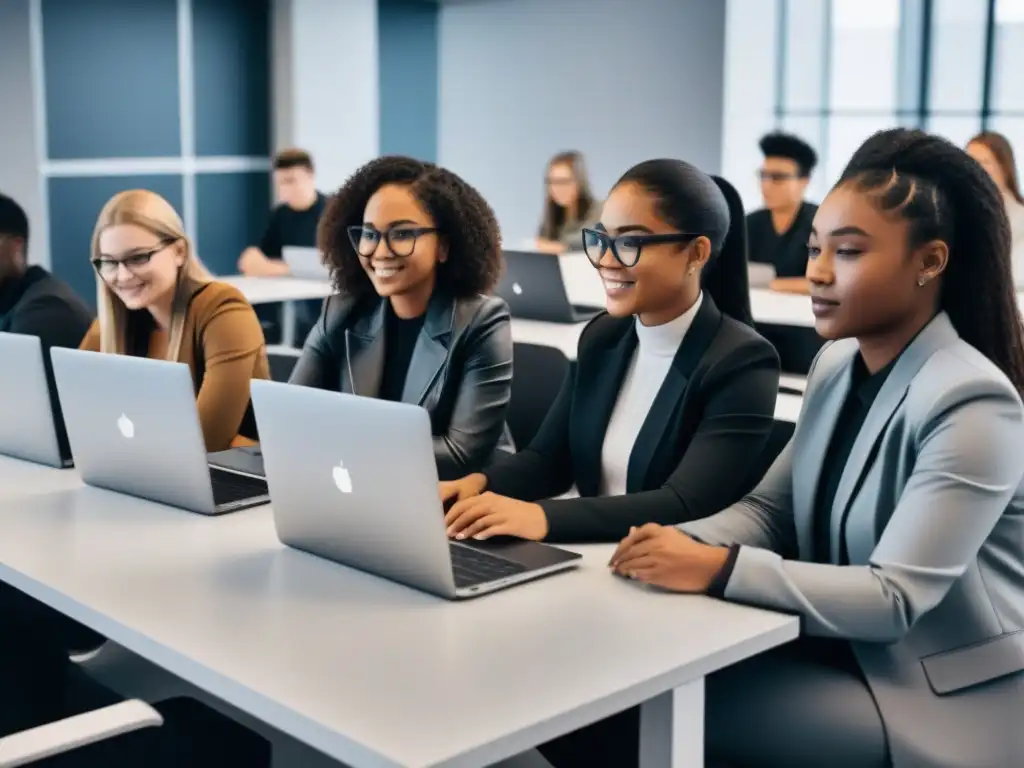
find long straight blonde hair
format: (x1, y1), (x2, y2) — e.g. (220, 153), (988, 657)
(91, 190), (212, 360)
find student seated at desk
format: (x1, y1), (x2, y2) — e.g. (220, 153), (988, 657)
(237, 148), (327, 342)
(534, 150), (600, 254)
(966, 131), (1024, 288)
(748, 131), (819, 295)
(442, 160), (780, 544)
(597, 129), (1024, 768)
(0, 193), (92, 349)
(287, 155), (514, 480)
(79, 190), (269, 453)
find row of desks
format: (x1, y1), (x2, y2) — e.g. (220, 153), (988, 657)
(0, 456), (798, 767)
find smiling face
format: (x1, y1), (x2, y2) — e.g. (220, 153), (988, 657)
(594, 182), (707, 325)
(357, 183), (445, 310)
(806, 182), (945, 342)
(96, 224), (184, 312)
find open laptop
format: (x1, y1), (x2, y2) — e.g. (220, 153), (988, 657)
(50, 349), (270, 515)
(496, 250), (602, 323)
(283, 246), (330, 281)
(250, 380), (581, 599)
(0, 333), (73, 468)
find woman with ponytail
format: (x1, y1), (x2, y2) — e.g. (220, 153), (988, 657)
(440, 159), (780, 547)
(601, 129), (1024, 768)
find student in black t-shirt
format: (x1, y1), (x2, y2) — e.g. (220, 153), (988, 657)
(237, 148), (326, 339)
(747, 132), (819, 295)
(0, 192), (93, 349)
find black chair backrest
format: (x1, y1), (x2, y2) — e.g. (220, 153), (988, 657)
(508, 343), (571, 450)
(268, 350), (300, 383)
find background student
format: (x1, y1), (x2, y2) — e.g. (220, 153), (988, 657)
(442, 161), (779, 544)
(80, 189), (269, 453)
(285, 155), (514, 480)
(966, 131), (1024, 288)
(237, 148), (327, 342)
(607, 129), (1024, 768)
(747, 131), (819, 294)
(534, 150), (600, 254)
(0, 193), (92, 349)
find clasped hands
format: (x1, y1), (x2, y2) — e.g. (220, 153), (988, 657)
(440, 476), (729, 593)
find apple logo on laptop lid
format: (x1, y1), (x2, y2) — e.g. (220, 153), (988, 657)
(116, 413), (135, 439)
(332, 461), (353, 493)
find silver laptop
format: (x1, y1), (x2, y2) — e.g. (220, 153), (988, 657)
(250, 380), (581, 599)
(0, 333), (72, 468)
(283, 246), (330, 280)
(496, 250), (602, 323)
(50, 348), (270, 515)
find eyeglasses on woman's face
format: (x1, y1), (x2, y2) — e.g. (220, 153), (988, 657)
(581, 228), (699, 268)
(346, 224), (439, 259)
(91, 239), (177, 280)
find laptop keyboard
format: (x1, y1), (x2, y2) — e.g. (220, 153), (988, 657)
(209, 467), (269, 509)
(450, 543), (527, 588)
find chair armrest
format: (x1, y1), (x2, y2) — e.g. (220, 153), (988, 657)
(0, 699), (162, 767)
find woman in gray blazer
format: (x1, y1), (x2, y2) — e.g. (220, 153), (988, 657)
(605, 129), (1024, 768)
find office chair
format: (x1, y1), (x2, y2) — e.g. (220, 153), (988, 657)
(0, 699), (161, 767)
(266, 345), (301, 383)
(508, 343), (571, 450)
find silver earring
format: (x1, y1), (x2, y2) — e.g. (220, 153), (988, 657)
(687, 267), (695, 275)
(917, 276), (927, 287)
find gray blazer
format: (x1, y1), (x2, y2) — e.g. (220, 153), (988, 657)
(683, 312), (1024, 768)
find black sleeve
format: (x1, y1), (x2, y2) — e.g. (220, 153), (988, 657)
(539, 340), (781, 543)
(482, 360), (576, 500)
(7, 296), (94, 351)
(288, 297), (338, 389)
(706, 544), (741, 598)
(432, 302), (514, 479)
(259, 208), (284, 259)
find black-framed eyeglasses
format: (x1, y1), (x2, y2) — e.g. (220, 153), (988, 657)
(581, 228), (699, 268)
(91, 239), (176, 279)
(347, 225), (439, 258)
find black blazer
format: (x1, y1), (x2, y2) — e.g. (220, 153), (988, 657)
(483, 295), (780, 542)
(290, 291), (514, 480)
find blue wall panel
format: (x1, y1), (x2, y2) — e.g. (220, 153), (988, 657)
(42, 0), (181, 160)
(195, 173), (271, 276)
(192, 0), (271, 157)
(48, 175), (185, 308)
(378, 0), (439, 161)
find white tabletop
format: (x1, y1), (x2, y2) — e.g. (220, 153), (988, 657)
(0, 456), (82, 500)
(0, 458), (797, 768)
(219, 275), (334, 305)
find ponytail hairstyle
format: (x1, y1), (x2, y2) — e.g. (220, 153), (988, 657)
(614, 159), (754, 326)
(838, 128), (1024, 394)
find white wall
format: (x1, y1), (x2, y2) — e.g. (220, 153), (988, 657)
(438, 0), (727, 243)
(272, 0), (380, 194)
(0, 0), (48, 267)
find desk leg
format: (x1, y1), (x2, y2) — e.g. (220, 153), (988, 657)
(281, 302), (297, 348)
(639, 677), (704, 768)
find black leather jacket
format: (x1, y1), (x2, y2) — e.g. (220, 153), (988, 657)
(289, 290), (514, 480)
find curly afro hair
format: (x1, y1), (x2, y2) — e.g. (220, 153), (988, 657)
(317, 155), (502, 299)
(758, 132), (818, 177)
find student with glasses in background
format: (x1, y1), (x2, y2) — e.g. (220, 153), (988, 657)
(534, 150), (601, 254)
(284, 155), (514, 480)
(441, 161), (780, 578)
(748, 131), (819, 295)
(79, 189), (269, 452)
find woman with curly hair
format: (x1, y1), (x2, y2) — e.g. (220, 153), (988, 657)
(286, 155), (514, 480)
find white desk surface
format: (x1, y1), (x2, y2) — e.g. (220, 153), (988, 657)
(219, 275), (334, 305)
(0, 457), (797, 768)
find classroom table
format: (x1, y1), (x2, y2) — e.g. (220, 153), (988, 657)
(0, 456), (798, 768)
(220, 275), (334, 347)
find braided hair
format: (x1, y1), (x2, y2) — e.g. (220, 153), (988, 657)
(838, 128), (1024, 395)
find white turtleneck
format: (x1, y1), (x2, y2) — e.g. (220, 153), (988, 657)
(599, 292), (703, 497)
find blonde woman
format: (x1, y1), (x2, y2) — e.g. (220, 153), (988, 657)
(79, 190), (269, 452)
